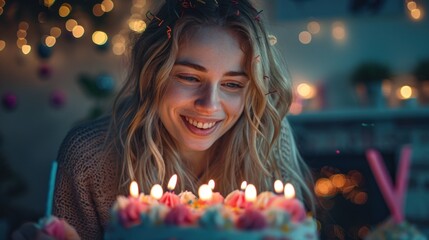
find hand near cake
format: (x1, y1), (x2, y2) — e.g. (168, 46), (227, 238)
(12, 217), (80, 240)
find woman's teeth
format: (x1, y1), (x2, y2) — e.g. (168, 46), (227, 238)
(185, 117), (216, 129)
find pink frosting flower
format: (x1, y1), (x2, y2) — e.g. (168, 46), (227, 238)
(224, 190), (247, 209)
(118, 198), (148, 227)
(268, 198), (307, 223)
(210, 192), (225, 205)
(159, 192), (180, 208)
(164, 205), (195, 226)
(236, 208), (268, 230)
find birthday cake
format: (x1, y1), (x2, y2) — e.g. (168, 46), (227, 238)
(104, 181), (318, 240)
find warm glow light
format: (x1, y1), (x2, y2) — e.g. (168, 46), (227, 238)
(112, 43), (125, 55)
(354, 192), (368, 205)
(101, 0), (114, 12)
(208, 179), (215, 190)
(19, 21), (29, 31)
(0, 0), (4, 8)
(167, 174), (177, 191)
(50, 27), (62, 38)
(315, 178), (336, 197)
(0, 8), (4, 16)
(284, 183), (295, 199)
(92, 31), (108, 45)
(330, 174), (346, 188)
(407, 1), (417, 11)
(45, 36), (56, 47)
(307, 21), (320, 34)
(198, 184), (213, 201)
(59, 4), (71, 17)
(72, 25), (85, 38)
(274, 180), (284, 194)
(65, 19), (78, 32)
(93, 3), (105, 17)
(150, 184), (163, 200)
(410, 8), (423, 20)
(21, 44), (31, 54)
(128, 19), (147, 33)
(297, 83), (316, 99)
(17, 30), (27, 38)
(397, 85), (413, 99)
(244, 184), (257, 202)
(0, 40), (5, 51)
(332, 22), (346, 41)
(299, 31), (312, 44)
(44, 0), (55, 7)
(240, 181), (247, 190)
(16, 38), (27, 48)
(129, 181), (139, 198)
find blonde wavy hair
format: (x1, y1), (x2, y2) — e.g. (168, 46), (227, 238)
(111, 0), (314, 210)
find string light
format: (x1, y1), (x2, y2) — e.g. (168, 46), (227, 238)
(65, 19), (78, 32)
(101, 0), (114, 12)
(50, 27), (62, 38)
(59, 3), (72, 17)
(92, 31), (108, 45)
(93, 3), (105, 17)
(21, 45), (31, 54)
(45, 36), (56, 47)
(72, 25), (85, 38)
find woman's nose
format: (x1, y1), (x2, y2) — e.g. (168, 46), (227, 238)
(194, 84), (221, 114)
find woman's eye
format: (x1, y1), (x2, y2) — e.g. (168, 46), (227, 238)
(223, 82), (244, 89)
(176, 75), (199, 82)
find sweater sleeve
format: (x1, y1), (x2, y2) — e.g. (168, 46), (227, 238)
(53, 117), (120, 240)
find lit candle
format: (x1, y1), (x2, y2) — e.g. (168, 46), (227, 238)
(167, 174), (177, 191)
(198, 184), (213, 201)
(245, 184), (257, 203)
(160, 175), (180, 207)
(208, 179), (215, 190)
(150, 184), (163, 200)
(130, 181), (139, 198)
(274, 180), (284, 195)
(241, 181), (247, 191)
(284, 183), (295, 199)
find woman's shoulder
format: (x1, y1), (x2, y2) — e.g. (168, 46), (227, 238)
(56, 115), (116, 175)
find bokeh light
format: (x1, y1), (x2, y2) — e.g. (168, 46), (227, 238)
(299, 31), (312, 44)
(65, 19), (78, 32)
(332, 21), (346, 41)
(50, 27), (62, 38)
(92, 31), (108, 45)
(45, 36), (56, 47)
(93, 3), (104, 17)
(0, 40), (6, 51)
(72, 25), (85, 38)
(307, 21), (320, 34)
(59, 3), (72, 17)
(21, 45), (31, 54)
(297, 83), (316, 99)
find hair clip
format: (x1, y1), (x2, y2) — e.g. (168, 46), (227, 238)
(146, 11), (164, 26)
(254, 10), (263, 22)
(254, 55), (261, 63)
(166, 26), (172, 39)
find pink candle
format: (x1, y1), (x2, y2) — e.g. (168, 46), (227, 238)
(366, 149), (403, 223)
(159, 175), (180, 207)
(396, 145), (411, 209)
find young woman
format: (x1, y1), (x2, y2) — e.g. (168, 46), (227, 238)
(14, 0), (315, 239)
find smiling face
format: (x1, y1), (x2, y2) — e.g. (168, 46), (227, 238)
(159, 26), (249, 159)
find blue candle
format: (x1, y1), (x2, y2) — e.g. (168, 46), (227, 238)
(45, 161), (58, 217)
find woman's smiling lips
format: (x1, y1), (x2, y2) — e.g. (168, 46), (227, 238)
(181, 116), (221, 136)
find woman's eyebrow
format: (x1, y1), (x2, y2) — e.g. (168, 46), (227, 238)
(174, 60), (248, 78)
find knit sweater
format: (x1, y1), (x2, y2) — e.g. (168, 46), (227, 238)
(52, 116), (296, 239)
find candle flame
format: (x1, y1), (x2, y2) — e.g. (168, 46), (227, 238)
(130, 181), (139, 198)
(274, 180), (284, 194)
(240, 181), (247, 190)
(284, 183), (295, 199)
(245, 184), (257, 202)
(208, 179), (215, 190)
(167, 174), (177, 191)
(198, 184), (213, 201)
(150, 184), (163, 200)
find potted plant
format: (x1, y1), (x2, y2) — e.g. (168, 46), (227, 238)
(413, 58), (429, 106)
(351, 61), (392, 108)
